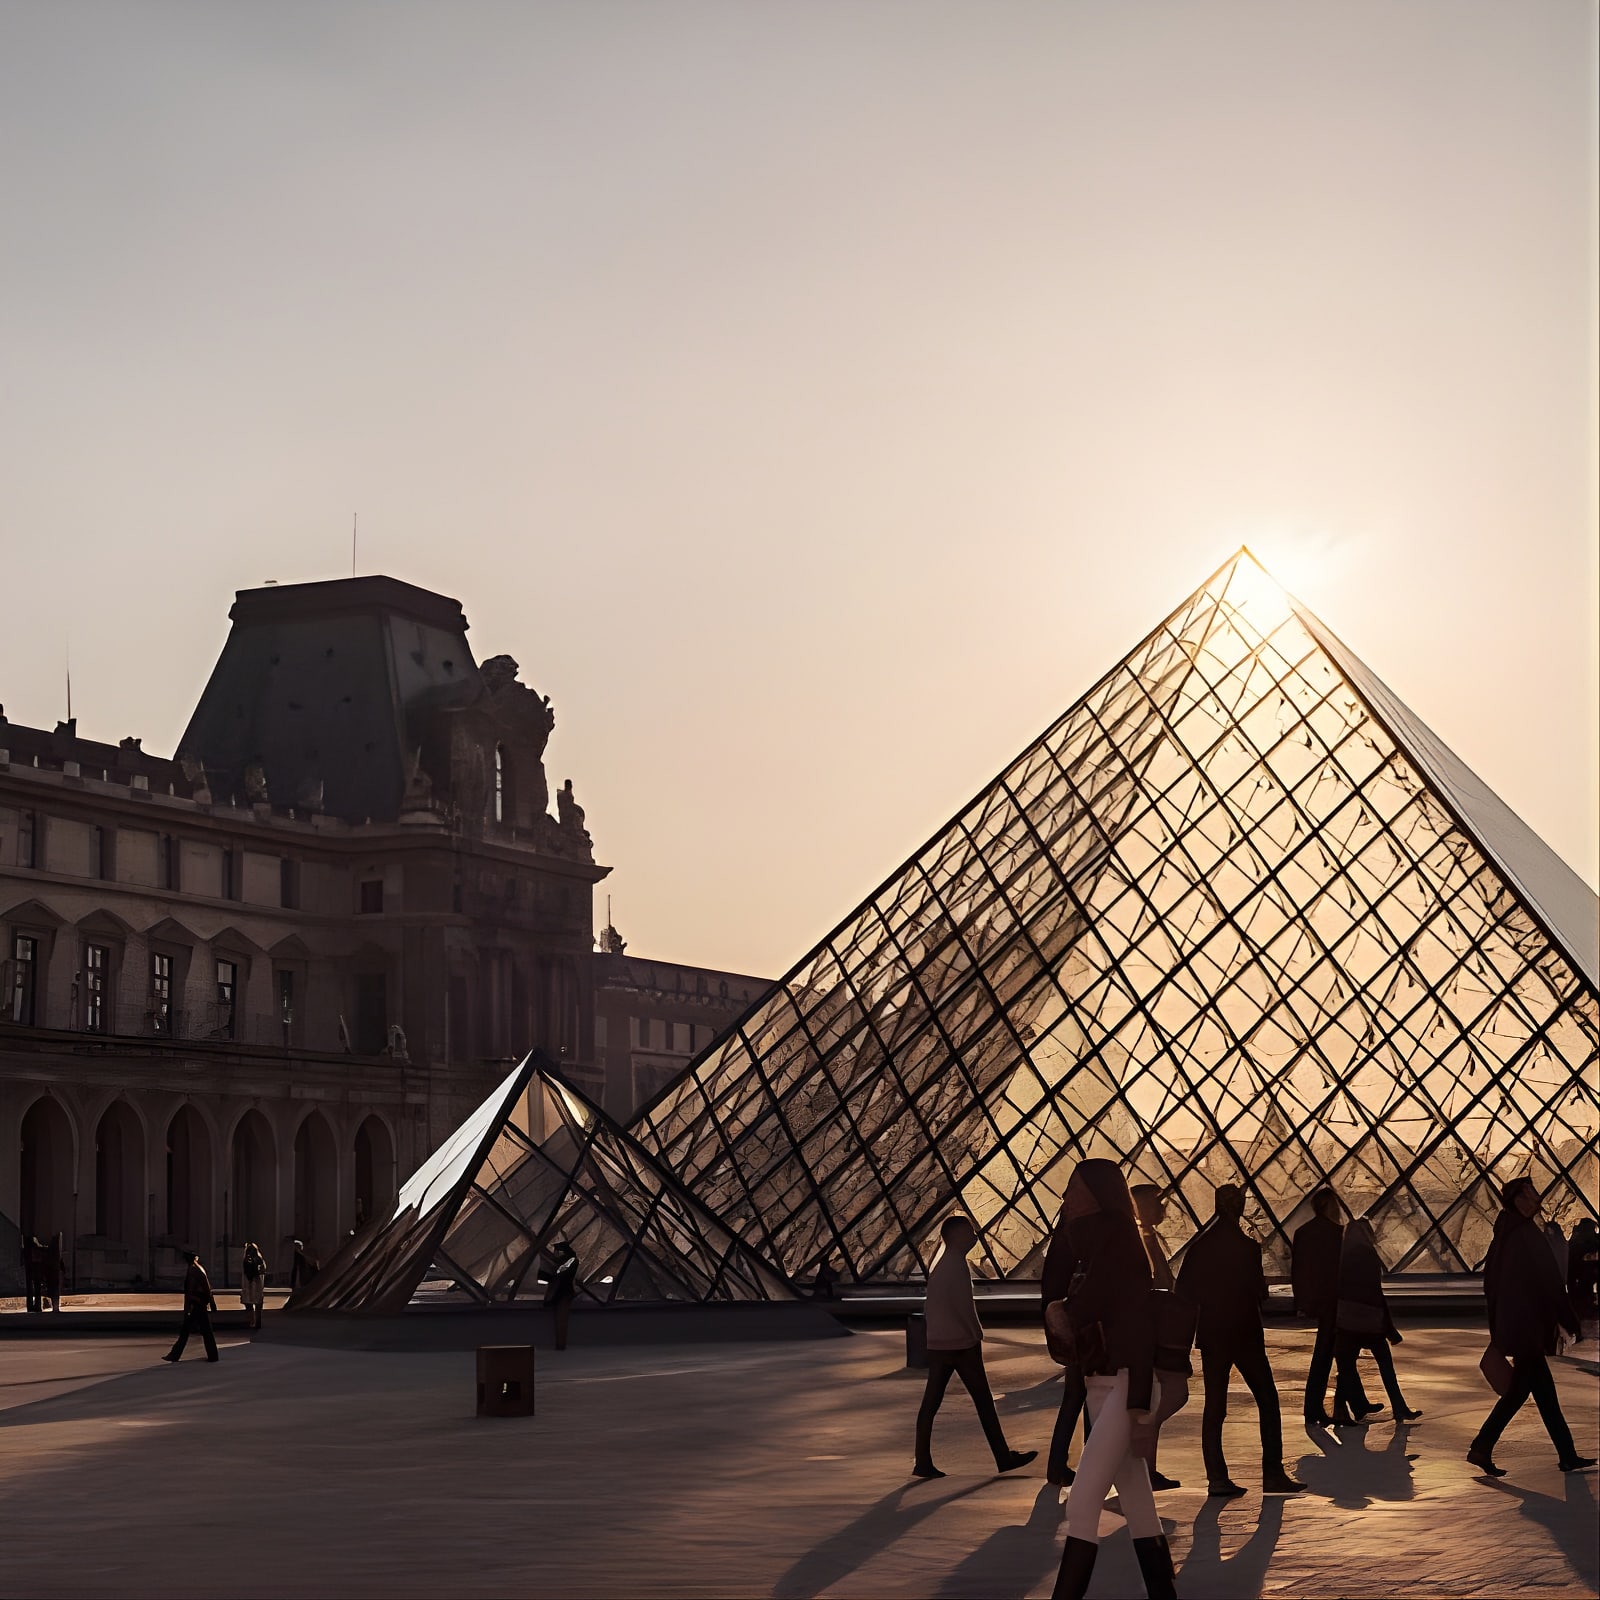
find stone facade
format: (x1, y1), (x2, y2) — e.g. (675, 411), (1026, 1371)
(0, 575), (608, 1290)
(592, 929), (771, 1120)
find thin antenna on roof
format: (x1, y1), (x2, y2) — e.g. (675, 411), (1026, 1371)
(65, 638), (72, 723)
(352, 513), (358, 577)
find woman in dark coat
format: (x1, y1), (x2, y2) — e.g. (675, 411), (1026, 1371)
(544, 1241), (579, 1351)
(1468, 1178), (1591, 1476)
(1051, 1160), (1173, 1600)
(1040, 1200), (1090, 1487)
(1330, 1219), (1418, 1425)
(1568, 1217), (1599, 1324)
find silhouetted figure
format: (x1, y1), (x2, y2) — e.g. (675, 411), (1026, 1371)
(240, 1241), (267, 1331)
(290, 1239), (319, 1291)
(811, 1259), (841, 1300)
(163, 1250), (219, 1363)
(913, 1214), (1036, 1481)
(1175, 1184), (1304, 1499)
(1040, 1196), (1089, 1487)
(22, 1236), (47, 1313)
(1543, 1219), (1569, 1282)
(1132, 1183), (1193, 1491)
(1051, 1161), (1174, 1600)
(44, 1233), (65, 1311)
(1569, 1218), (1599, 1325)
(1467, 1177), (1592, 1476)
(1331, 1218), (1418, 1424)
(1292, 1187), (1371, 1425)
(544, 1240), (579, 1350)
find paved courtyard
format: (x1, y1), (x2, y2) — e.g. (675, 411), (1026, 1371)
(0, 1321), (1594, 1597)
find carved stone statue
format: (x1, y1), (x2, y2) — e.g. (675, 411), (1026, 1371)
(557, 779), (587, 837)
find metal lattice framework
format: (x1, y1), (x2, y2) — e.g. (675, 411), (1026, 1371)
(291, 1054), (796, 1312)
(631, 552), (1599, 1284)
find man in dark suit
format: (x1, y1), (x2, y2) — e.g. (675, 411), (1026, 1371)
(1292, 1187), (1371, 1426)
(1175, 1184), (1303, 1498)
(1468, 1177), (1593, 1477)
(163, 1250), (219, 1364)
(544, 1240), (580, 1350)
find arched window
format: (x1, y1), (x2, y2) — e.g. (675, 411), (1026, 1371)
(494, 744), (506, 823)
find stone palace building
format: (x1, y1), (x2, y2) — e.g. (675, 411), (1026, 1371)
(1, 574), (766, 1290)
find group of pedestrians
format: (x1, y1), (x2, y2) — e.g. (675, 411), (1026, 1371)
(908, 1165), (1595, 1600)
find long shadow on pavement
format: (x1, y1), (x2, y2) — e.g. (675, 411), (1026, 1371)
(772, 1476), (997, 1599)
(934, 1482), (1062, 1600)
(1478, 1470), (1598, 1594)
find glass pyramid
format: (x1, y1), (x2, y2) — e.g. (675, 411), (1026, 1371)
(630, 551), (1599, 1284)
(291, 1054), (796, 1311)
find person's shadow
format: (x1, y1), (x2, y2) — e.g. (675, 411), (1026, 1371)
(1177, 1490), (1285, 1599)
(771, 1476), (995, 1599)
(934, 1483), (1062, 1599)
(1478, 1470), (1598, 1595)
(1293, 1420), (1417, 1511)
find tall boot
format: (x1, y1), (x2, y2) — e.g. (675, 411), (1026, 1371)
(1052, 1536), (1098, 1600)
(1133, 1534), (1178, 1600)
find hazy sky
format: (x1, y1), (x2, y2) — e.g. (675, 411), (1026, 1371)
(2, 1), (1595, 977)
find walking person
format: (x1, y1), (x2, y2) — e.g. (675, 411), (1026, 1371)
(544, 1240), (579, 1350)
(289, 1239), (319, 1291)
(240, 1241), (268, 1332)
(44, 1233), (66, 1311)
(1330, 1218), (1419, 1424)
(1041, 1196), (1089, 1487)
(1051, 1161), (1174, 1600)
(1131, 1183), (1193, 1490)
(22, 1236), (46, 1314)
(1292, 1187), (1373, 1425)
(1568, 1217), (1599, 1335)
(163, 1250), (220, 1364)
(1175, 1184), (1304, 1499)
(1467, 1177), (1594, 1476)
(913, 1214), (1037, 1480)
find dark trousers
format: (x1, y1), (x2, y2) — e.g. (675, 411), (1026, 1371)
(1306, 1317), (1368, 1418)
(1333, 1334), (1405, 1414)
(552, 1297), (573, 1351)
(915, 1344), (1010, 1469)
(1200, 1337), (1284, 1485)
(1047, 1363), (1088, 1480)
(1472, 1352), (1576, 1461)
(167, 1305), (218, 1362)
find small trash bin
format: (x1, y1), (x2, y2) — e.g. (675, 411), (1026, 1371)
(477, 1344), (536, 1417)
(906, 1311), (928, 1370)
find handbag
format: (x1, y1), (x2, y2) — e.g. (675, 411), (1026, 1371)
(1335, 1297), (1387, 1338)
(1043, 1298), (1107, 1371)
(1479, 1342), (1514, 1397)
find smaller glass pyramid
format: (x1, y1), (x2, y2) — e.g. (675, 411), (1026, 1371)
(291, 1054), (796, 1313)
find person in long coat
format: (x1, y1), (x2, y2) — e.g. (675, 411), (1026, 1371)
(1330, 1218), (1418, 1424)
(240, 1241), (268, 1331)
(1051, 1160), (1174, 1600)
(1468, 1178), (1592, 1476)
(1040, 1196), (1089, 1487)
(1292, 1187), (1372, 1425)
(1131, 1183), (1192, 1490)
(1175, 1184), (1304, 1499)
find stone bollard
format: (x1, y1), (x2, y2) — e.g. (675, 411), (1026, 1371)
(477, 1344), (536, 1417)
(905, 1311), (928, 1370)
